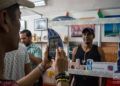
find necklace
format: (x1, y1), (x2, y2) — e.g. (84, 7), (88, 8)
(81, 44), (92, 64)
(82, 52), (87, 64)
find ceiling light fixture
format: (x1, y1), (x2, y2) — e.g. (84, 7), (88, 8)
(30, 0), (46, 7)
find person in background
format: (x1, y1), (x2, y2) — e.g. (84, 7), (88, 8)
(20, 29), (42, 86)
(0, 0), (69, 86)
(4, 43), (31, 80)
(71, 28), (105, 86)
(20, 29), (42, 69)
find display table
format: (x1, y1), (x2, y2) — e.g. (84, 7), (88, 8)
(68, 62), (120, 86)
(43, 62), (120, 86)
(68, 69), (118, 78)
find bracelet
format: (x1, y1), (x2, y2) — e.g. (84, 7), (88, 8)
(38, 63), (46, 74)
(56, 78), (69, 84)
(55, 72), (69, 80)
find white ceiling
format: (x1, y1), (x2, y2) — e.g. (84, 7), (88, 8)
(21, 0), (120, 16)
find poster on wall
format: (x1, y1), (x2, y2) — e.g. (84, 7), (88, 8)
(71, 24), (95, 37)
(34, 18), (48, 31)
(104, 23), (120, 37)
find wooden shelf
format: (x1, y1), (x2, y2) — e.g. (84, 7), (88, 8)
(48, 18), (120, 26)
(101, 42), (118, 62)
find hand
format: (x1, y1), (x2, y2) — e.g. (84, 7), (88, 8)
(54, 48), (68, 74)
(28, 53), (34, 62)
(41, 46), (52, 71)
(28, 53), (34, 58)
(28, 53), (34, 57)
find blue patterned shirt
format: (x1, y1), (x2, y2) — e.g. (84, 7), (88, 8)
(27, 43), (42, 69)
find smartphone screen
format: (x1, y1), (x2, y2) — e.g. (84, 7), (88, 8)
(48, 29), (63, 59)
(48, 37), (59, 59)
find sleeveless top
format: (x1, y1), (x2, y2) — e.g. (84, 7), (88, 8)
(75, 44), (101, 64)
(73, 44), (101, 86)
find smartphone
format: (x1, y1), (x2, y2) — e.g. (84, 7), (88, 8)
(48, 29), (63, 59)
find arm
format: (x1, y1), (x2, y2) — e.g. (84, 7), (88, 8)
(98, 47), (106, 61)
(54, 48), (69, 86)
(24, 63), (31, 75)
(17, 47), (51, 86)
(24, 52), (32, 75)
(57, 81), (69, 86)
(69, 47), (78, 86)
(29, 54), (42, 65)
(29, 47), (42, 65)
(17, 65), (43, 86)
(72, 47), (78, 62)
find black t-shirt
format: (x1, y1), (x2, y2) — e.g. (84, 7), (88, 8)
(73, 45), (101, 86)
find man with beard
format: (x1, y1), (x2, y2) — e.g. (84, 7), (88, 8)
(20, 29), (42, 86)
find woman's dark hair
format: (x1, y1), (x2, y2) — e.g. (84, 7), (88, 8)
(20, 29), (32, 37)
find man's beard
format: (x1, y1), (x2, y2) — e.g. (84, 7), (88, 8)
(25, 43), (30, 47)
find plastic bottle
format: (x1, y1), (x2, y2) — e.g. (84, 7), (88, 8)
(86, 59), (93, 70)
(75, 59), (80, 69)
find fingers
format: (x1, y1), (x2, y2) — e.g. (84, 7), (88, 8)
(55, 48), (60, 60)
(44, 46), (49, 61)
(54, 47), (68, 73)
(44, 46), (48, 55)
(55, 47), (67, 60)
(59, 48), (67, 60)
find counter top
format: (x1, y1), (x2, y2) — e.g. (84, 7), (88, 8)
(68, 69), (115, 78)
(68, 62), (120, 78)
